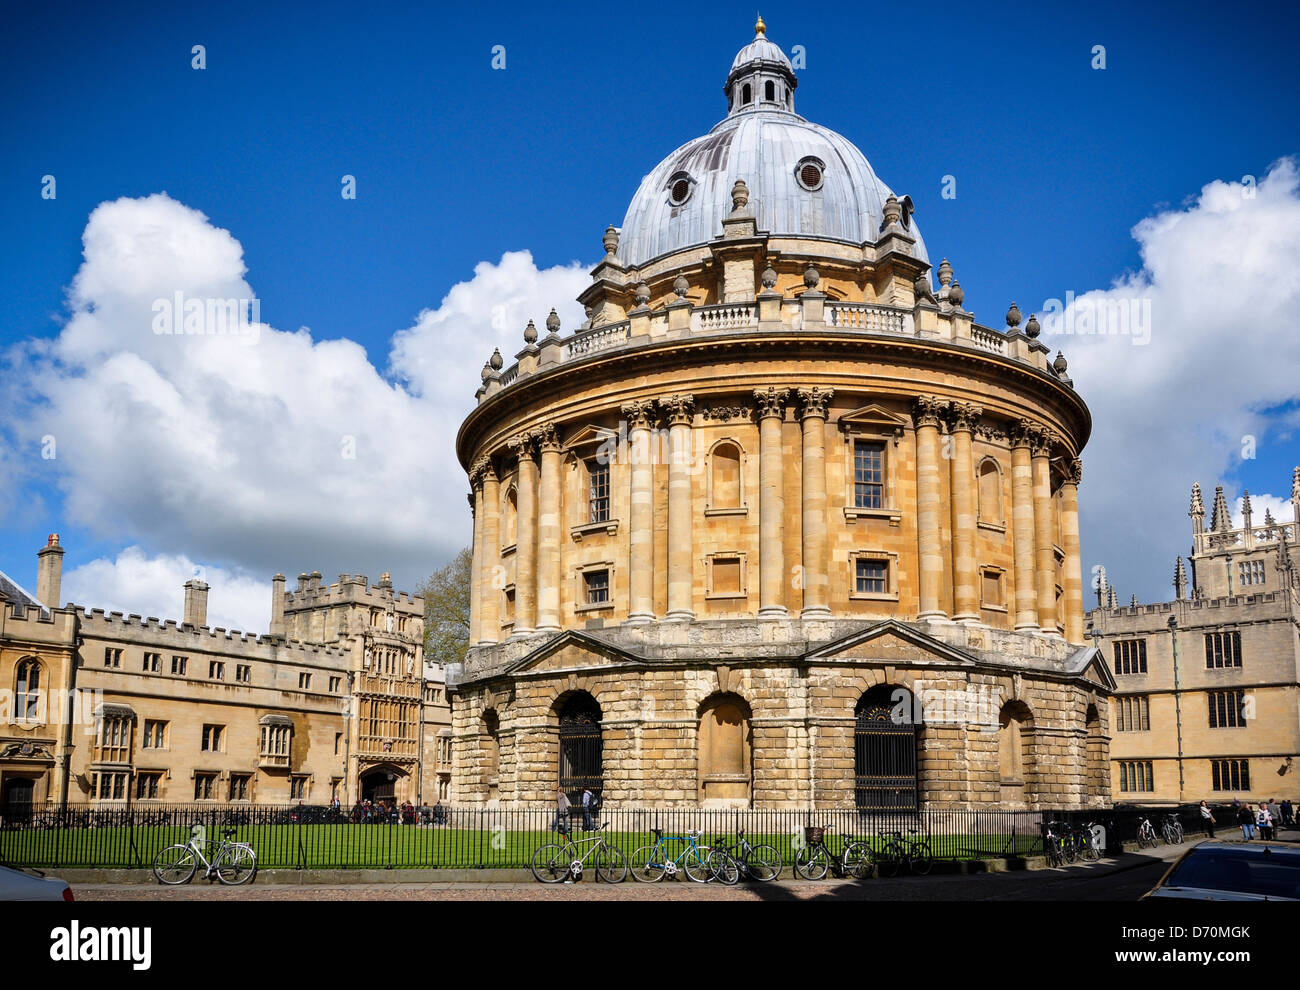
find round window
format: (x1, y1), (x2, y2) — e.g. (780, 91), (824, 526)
(796, 157), (825, 191)
(668, 171), (693, 206)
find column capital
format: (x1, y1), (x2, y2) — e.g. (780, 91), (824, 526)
(946, 401), (983, 433)
(533, 421), (563, 453)
(658, 393), (696, 425)
(621, 399), (658, 430)
(911, 395), (949, 429)
(753, 386), (790, 420)
(466, 491), (475, 513)
(1009, 418), (1043, 450)
(1030, 428), (1058, 459)
(1064, 457), (1083, 486)
(469, 456), (492, 487)
(796, 386), (834, 420)
(507, 432), (537, 462)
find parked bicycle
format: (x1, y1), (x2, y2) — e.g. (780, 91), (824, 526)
(793, 825), (873, 880)
(1135, 816), (1160, 849)
(630, 828), (716, 883)
(1161, 814), (1184, 845)
(531, 821), (627, 883)
(153, 825), (257, 885)
(705, 829), (783, 885)
(876, 829), (932, 877)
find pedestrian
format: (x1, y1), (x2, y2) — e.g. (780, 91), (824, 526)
(1199, 800), (1216, 838)
(1256, 803), (1273, 841)
(581, 787), (595, 830)
(1283, 799), (1294, 827)
(553, 787), (570, 834)
(1267, 799), (1283, 834)
(1238, 801), (1255, 840)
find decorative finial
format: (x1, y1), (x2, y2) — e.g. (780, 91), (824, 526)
(634, 282), (651, 308)
(523, 319), (538, 344)
(1242, 489), (1253, 518)
(914, 272), (936, 304)
(948, 281), (964, 307)
(1024, 313), (1041, 338)
(481, 360), (492, 382)
(1053, 351), (1068, 375)
(936, 258), (953, 286)
(1293, 465), (1300, 501)
(603, 225), (619, 258)
(545, 308), (561, 335)
(882, 194), (901, 228)
(1189, 482), (1204, 517)
(761, 265), (778, 290)
(1006, 302), (1022, 328)
(803, 263), (820, 289)
(489, 347), (503, 371)
(755, 12), (766, 36)
(731, 179), (750, 213)
(673, 275), (690, 299)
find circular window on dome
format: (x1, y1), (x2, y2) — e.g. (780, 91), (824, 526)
(667, 171), (694, 206)
(795, 156), (825, 192)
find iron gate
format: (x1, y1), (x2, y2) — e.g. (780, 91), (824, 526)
(854, 691), (919, 811)
(558, 694), (603, 801)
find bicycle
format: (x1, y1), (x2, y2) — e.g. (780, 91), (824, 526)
(629, 828), (717, 883)
(1161, 814), (1184, 845)
(530, 822), (627, 884)
(794, 825), (873, 880)
(1076, 821), (1102, 862)
(153, 825), (257, 885)
(1135, 816), (1161, 849)
(1041, 822), (1067, 868)
(707, 828), (782, 884)
(875, 829), (933, 877)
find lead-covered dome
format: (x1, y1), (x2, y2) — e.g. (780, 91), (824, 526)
(618, 21), (927, 268)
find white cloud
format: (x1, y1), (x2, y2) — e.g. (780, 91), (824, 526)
(6, 193), (592, 629)
(1231, 493), (1294, 531)
(1042, 158), (1300, 601)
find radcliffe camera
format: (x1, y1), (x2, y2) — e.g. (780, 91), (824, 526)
(1, 0), (1296, 977)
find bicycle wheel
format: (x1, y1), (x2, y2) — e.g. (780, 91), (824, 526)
(629, 844), (667, 883)
(530, 843), (570, 884)
(707, 849), (740, 885)
(683, 847), (711, 883)
(216, 845), (257, 885)
(153, 844), (198, 885)
(1082, 839), (1101, 863)
(1063, 839), (1078, 864)
(909, 841), (933, 876)
(841, 841), (874, 880)
(794, 845), (830, 880)
(595, 844), (628, 884)
(745, 844), (783, 882)
(876, 842), (902, 878)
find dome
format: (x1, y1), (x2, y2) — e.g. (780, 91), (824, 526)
(618, 25), (926, 269)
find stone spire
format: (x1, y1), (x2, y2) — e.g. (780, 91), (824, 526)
(1174, 556), (1188, 600)
(1293, 465), (1300, 521)
(1095, 564), (1108, 608)
(1210, 486), (1231, 532)
(1107, 586), (1118, 609)
(1189, 482), (1205, 521)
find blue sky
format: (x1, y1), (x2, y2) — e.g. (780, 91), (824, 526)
(1, 0), (1298, 626)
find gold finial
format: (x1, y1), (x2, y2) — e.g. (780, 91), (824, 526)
(755, 12), (766, 35)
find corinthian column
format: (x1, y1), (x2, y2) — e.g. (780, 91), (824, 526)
(662, 394), (696, 621)
(468, 468), (483, 643)
(1061, 458), (1084, 643)
(948, 402), (982, 623)
(1032, 430), (1059, 634)
(1009, 423), (1038, 632)
(478, 462), (501, 644)
(624, 400), (657, 624)
(510, 433), (539, 636)
(797, 387), (834, 618)
(754, 386), (790, 619)
(535, 424), (563, 633)
(913, 396), (948, 620)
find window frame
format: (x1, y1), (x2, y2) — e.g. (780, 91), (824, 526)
(704, 438), (748, 516)
(848, 550), (901, 602)
(704, 551), (749, 601)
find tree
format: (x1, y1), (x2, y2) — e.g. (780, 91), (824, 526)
(418, 548), (472, 667)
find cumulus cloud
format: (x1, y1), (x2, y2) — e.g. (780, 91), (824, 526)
(5, 193), (591, 629)
(1042, 158), (1300, 601)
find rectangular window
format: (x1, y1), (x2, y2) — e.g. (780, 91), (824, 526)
(290, 776), (308, 800)
(171, 655), (188, 676)
(96, 717), (131, 763)
(855, 557), (888, 595)
(230, 773), (251, 801)
(981, 570), (1004, 607)
(1119, 760), (1154, 792)
(96, 772), (127, 800)
(1211, 758), (1250, 792)
(236, 664), (251, 683)
(260, 724), (291, 761)
(194, 773), (217, 800)
(143, 652), (161, 673)
(209, 660), (225, 680)
(135, 772), (162, 800)
(329, 676), (341, 692)
(299, 672), (312, 690)
(712, 558), (741, 596)
(1238, 560), (1265, 587)
(1112, 639), (1148, 675)
(142, 719), (167, 749)
(104, 647), (122, 668)
(588, 460), (610, 523)
(584, 569), (611, 605)
(1115, 695), (1150, 732)
(1205, 631), (1243, 669)
(1208, 689), (1247, 728)
(853, 441), (885, 509)
(201, 724), (224, 752)
(504, 588), (516, 623)
(334, 732), (342, 756)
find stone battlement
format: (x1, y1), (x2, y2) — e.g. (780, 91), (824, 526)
(76, 607), (350, 660)
(283, 571), (422, 612)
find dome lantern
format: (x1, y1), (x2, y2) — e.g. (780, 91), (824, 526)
(725, 17), (797, 116)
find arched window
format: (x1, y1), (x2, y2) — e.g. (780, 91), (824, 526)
(711, 442), (742, 509)
(998, 700), (1034, 806)
(482, 709), (500, 801)
(764, 80), (775, 101)
(697, 693), (752, 806)
(854, 685), (920, 811)
(557, 692), (602, 802)
(742, 83), (752, 105)
(978, 458), (1004, 525)
(15, 658), (41, 721)
(504, 486), (518, 548)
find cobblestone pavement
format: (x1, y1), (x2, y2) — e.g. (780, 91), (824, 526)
(71, 849), (1182, 902)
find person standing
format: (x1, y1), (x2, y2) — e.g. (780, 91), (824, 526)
(581, 787), (595, 831)
(1238, 801), (1255, 840)
(1282, 799), (1294, 827)
(1256, 803), (1273, 841)
(1267, 799), (1283, 834)
(553, 787), (571, 834)
(1199, 800), (1216, 838)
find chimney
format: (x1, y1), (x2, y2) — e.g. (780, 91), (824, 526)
(183, 579), (210, 627)
(269, 573), (286, 638)
(36, 533), (65, 609)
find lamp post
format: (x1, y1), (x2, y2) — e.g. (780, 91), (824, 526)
(1168, 614), (1186, 801)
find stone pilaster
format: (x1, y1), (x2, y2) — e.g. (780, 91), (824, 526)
(535, 424), (563, 633)
(661, 394), (696, 621)
(478, 462), (501, 643)
(1031, 429), (1059, 634)
(797, 387), (833, 617)
(1061, 458), (1084, 643)
(624, 400), (658, 623)
(509, 433), (539, 636)
(947, 402), (982, 623)
(754, 387), (790, 619)
(1009, 421), (1039, 632)
(913, 396), (948, 619)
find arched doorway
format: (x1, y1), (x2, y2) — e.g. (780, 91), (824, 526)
(697, 693), (752, 807)
(854, 685), (920, 811)
(359, 765), (407, 805)
(998, 700), (1034, 806)
(556, 692), (602, 802)
(2, 777), (36, 821)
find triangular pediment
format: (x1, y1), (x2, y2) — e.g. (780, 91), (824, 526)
(505, 630), (645, 676)
(1066, 645), (1117, 692)
(562, 424), (618, 452)
(837, 403), (908, 436)
(805, 620), (975, 667)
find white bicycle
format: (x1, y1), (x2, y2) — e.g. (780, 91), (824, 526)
(153, 824), (257, 885)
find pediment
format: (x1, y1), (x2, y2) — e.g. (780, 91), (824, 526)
(562, 424), (618, 452)
(806, 620), (975, 667)
(837, 403), (908, 439)
(1067, 646), (1117, 692)
(505, 630), (644, 677)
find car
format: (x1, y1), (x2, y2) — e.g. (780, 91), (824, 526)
(0, 865), (74, 901)
(1144, 841), (1300, 901)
